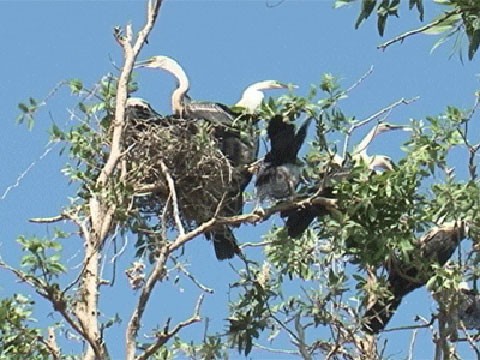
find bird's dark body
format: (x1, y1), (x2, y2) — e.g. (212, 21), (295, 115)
(363, 222), (467, 334)
(256, 116), (311, 202)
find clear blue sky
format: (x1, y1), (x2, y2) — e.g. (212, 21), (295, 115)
(0, 1), (478, 359)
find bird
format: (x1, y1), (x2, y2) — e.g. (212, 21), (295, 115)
(363, 220), (468, 334)
(255, 115), (312, 204)
(125, 97), (162, 122)
(135, 55), (292, 260)
(284, 124), (410, 238)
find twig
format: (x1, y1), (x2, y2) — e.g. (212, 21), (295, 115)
(253, 343), (299, 355)
(342, 97), (418, 160)
(111, 232), (129, 264)
(345, 66), (374, 94)
(382, 315), (436, 333)
(458, 321), (480, 358)
(407, 329), (418, 360)
(64, 221), (98, 293)
(293, 313), (312, 360)
(160, 160), (185, 236)
(377, 9), (462, 51)
(29, 214), (67, 223)
(0, 145), (56, 201)
(126, 252), (167, 360)
(137, 294), (204, 360)
(240, 240), (275, 248)
(171, 258), (214, 294)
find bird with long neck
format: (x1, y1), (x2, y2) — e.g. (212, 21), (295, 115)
(135, 55), (293, 260)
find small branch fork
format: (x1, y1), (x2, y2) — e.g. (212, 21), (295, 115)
(136, 294), (204, 360)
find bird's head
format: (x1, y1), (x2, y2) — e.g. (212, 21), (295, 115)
(135, 55), (190, 102)
(249, 80), (297, 92)
(236, 80), (297, 112)
(135, 55), (178, 70)
(126, 97), (152, 109)
(135, 55), (188, 83)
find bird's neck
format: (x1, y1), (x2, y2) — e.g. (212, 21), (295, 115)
(236, 89), (264, 113)
(172, 74), (190, 117)
(172, 89), (185, 117)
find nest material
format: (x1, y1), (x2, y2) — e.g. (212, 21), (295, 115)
(124, 116), (239, 230)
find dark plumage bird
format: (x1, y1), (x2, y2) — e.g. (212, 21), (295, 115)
(255, 115), (312, 203)
(125, 96), (166, 132)
(135, 55), (291, 260)
(363, 221), (468, 334)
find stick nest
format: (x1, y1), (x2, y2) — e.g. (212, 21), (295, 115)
(124, 116), (237, 230)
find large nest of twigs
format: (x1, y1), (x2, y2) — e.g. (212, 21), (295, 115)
(124, 116), (238, 230)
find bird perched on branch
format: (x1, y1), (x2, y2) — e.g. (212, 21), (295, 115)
(284, 123), (410, 238)
(135, 55), (292, 260)
(363, 220), (468, 334)
(255, 115), (312, 204)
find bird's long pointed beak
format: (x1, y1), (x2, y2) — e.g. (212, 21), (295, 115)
(277, 82), (298, 89)
(133, 59), (150, 68)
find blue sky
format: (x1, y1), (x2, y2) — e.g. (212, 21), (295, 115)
(0, 1), (479, 359)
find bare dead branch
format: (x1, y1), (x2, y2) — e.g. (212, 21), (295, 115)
(377, 9), (462, 52)
(240, 240), (275, 248)
(97, 0), (163, 187)
(137, 294), (204, 360)
(29, 214), (68, 223)
(81, 2), (164, 359)
(126, 251), (168, 360)
(407, 329), (418, 360)
(345, 66), (374, 94)
(44, 327), (61, 360)
(160, 160), (185, 235)
(253, 343), (299, 355)
(458, 321), (480, 357)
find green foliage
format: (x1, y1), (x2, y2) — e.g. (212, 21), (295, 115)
(151, 336), (228, 360)
(228, 266), (277, 356)
(0, 294), (51, 360)
(18, 234), (66, 281)
(338, 0), (480, 59)
(351, 0), (405, 35)
(228, 72), (480, 356)
(17, 97), (40, 130)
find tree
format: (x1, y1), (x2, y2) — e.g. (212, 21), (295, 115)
(3, 0), (480, 359)
(339, 0), (480, 60)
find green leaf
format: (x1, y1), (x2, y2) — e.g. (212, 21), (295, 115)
(334, 0), (355, 8)
(355, 0), (377, 29)
(69, 78), (83, 94)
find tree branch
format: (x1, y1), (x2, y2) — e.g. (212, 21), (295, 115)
(137, 294), (204, 360)
(0, 260), (96, 354)
(172, 257), (214, 294)
(160, 160), (185, 236)
(377, 9), (462, 52)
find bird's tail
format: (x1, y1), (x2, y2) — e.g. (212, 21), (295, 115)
(293, 117), (313, 156)
(283, 207), (321, 238)
(206, 227), (241, 260)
